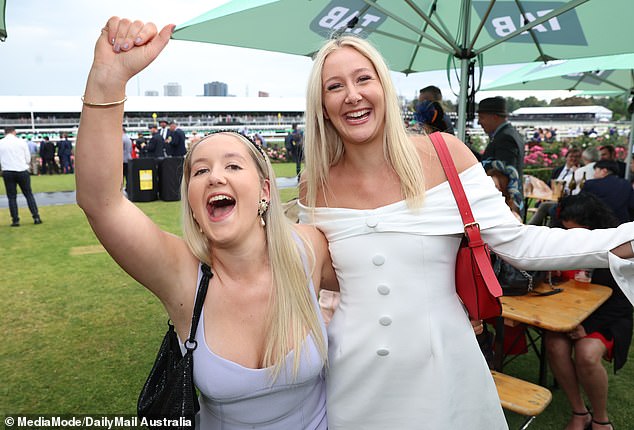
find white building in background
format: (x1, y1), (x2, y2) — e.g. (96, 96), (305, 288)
(163, 82), (182, 97)
(511, 106), (613, 122)
(0, 95), (307, 138)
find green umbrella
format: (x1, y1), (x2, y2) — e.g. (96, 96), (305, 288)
(0, 0), (7, 41)
(484, 53), (634, 179)
(172, 0), (634, 142)
(483, 53), (634, 93)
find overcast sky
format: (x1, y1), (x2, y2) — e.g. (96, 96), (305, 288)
(1, 0), (576, 102)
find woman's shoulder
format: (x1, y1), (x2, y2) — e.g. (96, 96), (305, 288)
(410, 132), (479, 188)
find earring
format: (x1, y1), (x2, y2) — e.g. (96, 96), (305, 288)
(258, 199), (269, 227)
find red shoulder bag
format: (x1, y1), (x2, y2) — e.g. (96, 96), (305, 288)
(429, 132), (503, 320)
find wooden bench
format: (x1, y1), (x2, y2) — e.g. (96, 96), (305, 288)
(491, 371), (552, 429)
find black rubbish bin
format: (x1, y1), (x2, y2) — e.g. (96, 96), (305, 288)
(127, 158), (158, 202)
(158, 157), (184, 201)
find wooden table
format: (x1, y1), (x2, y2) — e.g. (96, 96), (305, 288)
(494, 279), (612, 385)
(524, 192), (559, 203)
(523, 192), (560, 223)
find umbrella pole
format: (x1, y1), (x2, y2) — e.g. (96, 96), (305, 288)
(626, 106), (633, 181)
(456, 0), (471, 143)
(457, 58), (470, 143)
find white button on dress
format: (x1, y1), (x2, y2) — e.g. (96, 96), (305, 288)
(377, 284), (390, 295)
(372, 254), (385, 266)
(378, 316), (392, 326)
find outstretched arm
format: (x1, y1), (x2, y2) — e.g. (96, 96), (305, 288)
(75, 18), (194, 302)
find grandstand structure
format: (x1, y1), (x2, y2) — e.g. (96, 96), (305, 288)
(0, 96), (307, 140)
(1, 96), (626, 144)
(511, 105), (613, 122)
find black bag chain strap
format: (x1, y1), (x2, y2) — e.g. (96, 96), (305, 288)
(186, 263), (213, 351)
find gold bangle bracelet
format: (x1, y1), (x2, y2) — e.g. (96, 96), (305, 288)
(81, 95), (127, 107)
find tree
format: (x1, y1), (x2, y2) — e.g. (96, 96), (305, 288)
(549, 96), (593, 106)
(519, 96), (547, 107)
(605, 96), (628, 121)
(504, 97), (521, 113)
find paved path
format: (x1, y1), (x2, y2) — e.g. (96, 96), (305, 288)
(0, 177), (299, 209)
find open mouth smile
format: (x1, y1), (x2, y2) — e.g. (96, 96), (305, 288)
(345, 109), (371, 123)
(207, 193), (236, 221)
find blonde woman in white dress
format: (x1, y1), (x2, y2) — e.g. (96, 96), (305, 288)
(299, 34), (634, 430)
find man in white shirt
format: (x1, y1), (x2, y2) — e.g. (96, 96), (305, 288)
(571, 147), (600, 195)
(0, 127), (42, 226)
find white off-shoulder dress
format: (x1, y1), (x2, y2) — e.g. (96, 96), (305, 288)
(299, 164), (634, 430)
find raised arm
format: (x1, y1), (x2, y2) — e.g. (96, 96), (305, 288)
(75, 18), (194, 301)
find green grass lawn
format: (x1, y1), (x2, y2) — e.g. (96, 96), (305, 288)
(1, 175), (633, 428)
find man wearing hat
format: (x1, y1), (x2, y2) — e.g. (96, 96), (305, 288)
(477, 96), (525, 188)
(158, 119), (169, 141)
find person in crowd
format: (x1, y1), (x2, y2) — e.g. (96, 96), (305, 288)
(121, 126), (132, 189)
(582, 160), (634, 225)
(477, 97), (525, 190)
(134, 132), (146, 158)
(599, 144), (627, 178)
(57, 132), (74, 174)
(165, 120), (187, 157)
(39, 136), (57, 174)
(284, 123), (303, 175)
(418, 85), (455, 135)
(483, 159), (523, 220)
(75, 17), (337, 429)
(546, 193), (633, 430)
(188, 130), (202, 149)
(158, 118), (169, 141)
(284, 123), (303, 179)
(528, 147), (582, 226)
(571, 146), (600, 192)
(0, 127), (42, 226)
(413, 99), (449, 134)
(254, 132), (267, 148)
(551, 146), (582, 189)
(26, 136), (40, 175)
(298, 33), (634, 429)
(145, 123), (165, 158)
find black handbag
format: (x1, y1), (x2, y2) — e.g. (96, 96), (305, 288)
(137, 263), (212, 429)
(492, 254), (546, 296)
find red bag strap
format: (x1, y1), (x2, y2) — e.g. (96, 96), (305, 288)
(428, 132), (503, 298)
(428, 132), (476, 227)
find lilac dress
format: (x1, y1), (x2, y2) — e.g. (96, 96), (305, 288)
(182, 262), (328, 429)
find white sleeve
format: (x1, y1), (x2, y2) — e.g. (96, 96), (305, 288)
(481, 222), (634, 304)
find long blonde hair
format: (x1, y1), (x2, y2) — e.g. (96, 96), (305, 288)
(303, 35), (425, 208)
(180, 132), (327, 379)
